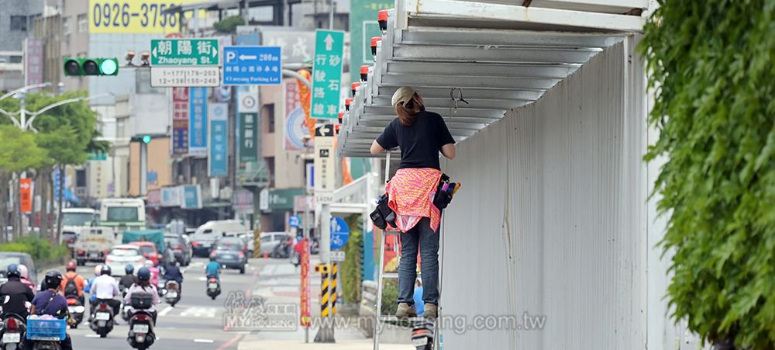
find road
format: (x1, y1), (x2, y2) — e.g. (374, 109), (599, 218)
(68, 257), (260, 350)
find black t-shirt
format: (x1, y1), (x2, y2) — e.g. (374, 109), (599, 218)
(376, 111), (455, 170)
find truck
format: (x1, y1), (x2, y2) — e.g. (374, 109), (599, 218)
(74, 226), (117, 265)
(122, 230), (172, 266)
(99, 198), (146, 234)
(60, 208), (98, 253)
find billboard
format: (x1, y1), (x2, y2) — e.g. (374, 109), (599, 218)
(188, 87), (208, 156)
(88, 0), (206, 34)
(171, 87), (189, 155)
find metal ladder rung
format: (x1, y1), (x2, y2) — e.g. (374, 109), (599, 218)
(378, 316), (435, 323)
(381, 272), (421, 279)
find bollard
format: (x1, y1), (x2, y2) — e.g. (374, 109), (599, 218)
(331, 263), (338, 316)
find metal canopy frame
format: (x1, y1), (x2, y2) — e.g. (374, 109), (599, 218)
(339, 0), (646, 158)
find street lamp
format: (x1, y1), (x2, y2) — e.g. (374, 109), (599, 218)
(0, 93), (113, 132)
(0, 82), (52, 102)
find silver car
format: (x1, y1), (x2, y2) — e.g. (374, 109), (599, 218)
(259, 232), (290, 257)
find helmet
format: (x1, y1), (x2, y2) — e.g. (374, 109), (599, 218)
(209, 255), (216, 261)
(18, 265), (28, 279)
(144, 260), (154, 267)
(125, 264), (135, 275)
(6, 264), (20, 278)
(44, 270), (63, 290)
(100, 265), (111, 276)
(66, 261), (77, 272)
(137, 267), (151, 281)
(94, 264), (103, 276)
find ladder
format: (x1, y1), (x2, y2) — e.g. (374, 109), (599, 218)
(373, 151), (445, 350)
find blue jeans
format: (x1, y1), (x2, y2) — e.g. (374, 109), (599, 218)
(397, 217), (440, 306)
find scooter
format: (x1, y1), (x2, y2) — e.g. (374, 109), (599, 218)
(290, 251), (300, 267)
(65, 295), (84, 329)
(156, 278), (167, 298)
(0, 313), (26, 350)
(206, 277), (221, 300)
(127, 310), (155, 350)
(411, 320), (435, 350)
(120, 287), (131, 322)
(89, 301), (115, 338)
(164, 280), (180, 307)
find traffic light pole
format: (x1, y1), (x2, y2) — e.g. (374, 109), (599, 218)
(140, 142), (148, 195)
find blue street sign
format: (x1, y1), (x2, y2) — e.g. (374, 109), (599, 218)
(289, 215), (301, 228)
(330, 217), (350, 250)
(223, 46), (282, 85)
(189, 87), (208, 156)
(208, 103), (228, 177)
(53, 169), (61, 202)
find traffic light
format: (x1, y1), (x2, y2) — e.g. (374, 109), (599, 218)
(131, 135), (153, 144)
(142, 135), (151, 144)
(63, 58), (119, 76)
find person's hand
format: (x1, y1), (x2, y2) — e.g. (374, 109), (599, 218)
(67, 317), (76, 327)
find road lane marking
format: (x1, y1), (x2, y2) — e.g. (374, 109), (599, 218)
(197, 276), (207, 281)
(194, 339), (214, 343)
(159, 306), (174, 317)
(180, 307), (217, 318)
(85, 334), (100, 338)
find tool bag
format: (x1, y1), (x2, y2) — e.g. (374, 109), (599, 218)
(433, 173), (460, 210)
(370, 194), (396, 230)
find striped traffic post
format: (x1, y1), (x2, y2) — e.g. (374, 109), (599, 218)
(316, 264), (331, 318)
(331, 263), (338, 315)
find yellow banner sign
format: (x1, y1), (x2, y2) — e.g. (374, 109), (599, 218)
(89, 0), (204, 34)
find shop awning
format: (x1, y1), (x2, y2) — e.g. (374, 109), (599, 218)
(339, 0), (648, 157)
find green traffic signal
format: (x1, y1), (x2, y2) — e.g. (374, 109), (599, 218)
(63, 58), (119, 76)
(142, 135), (151, 144)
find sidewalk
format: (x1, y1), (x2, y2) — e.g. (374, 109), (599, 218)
(238, 260), (412, 350)
(238, 329), (412, 350)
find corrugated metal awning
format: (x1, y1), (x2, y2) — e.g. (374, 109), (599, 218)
(339, 0), (647, 158)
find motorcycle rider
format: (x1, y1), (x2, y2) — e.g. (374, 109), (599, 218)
(0, 264), (35, 319)
(84, 264), (103, 304)
(18, 264), (37, 293)
(205, 255), (222, 283)
(89, 265), (121, 321)
(29, 271), (74, 350)
(162, 260), (183, 294)
(124, 267), (160, 323)
(60, 261), (86, 304)
(144, 260), (160, 287)
(120, 264), (139, 291)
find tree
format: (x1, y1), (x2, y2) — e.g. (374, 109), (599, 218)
(0, 125), (47, 241)
(641, 1), (775, 348)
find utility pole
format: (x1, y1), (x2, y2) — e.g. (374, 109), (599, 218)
(140, 142), (148, 195)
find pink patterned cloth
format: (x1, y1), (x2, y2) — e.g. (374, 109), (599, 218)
(385, 168), (442, 233)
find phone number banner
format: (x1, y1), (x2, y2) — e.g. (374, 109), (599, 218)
(89, 0), (205, 34)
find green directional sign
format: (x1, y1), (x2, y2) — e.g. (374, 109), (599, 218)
(311, 30), (345, 119)
(151, 39), (219, 66)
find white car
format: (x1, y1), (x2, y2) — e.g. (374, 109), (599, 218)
(104, 245), (146, 277)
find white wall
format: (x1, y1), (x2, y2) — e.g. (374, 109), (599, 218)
(438, 37), (672, 349)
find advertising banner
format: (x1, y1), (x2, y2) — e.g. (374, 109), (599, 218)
(171, 87), (189, 155)
(284, 82), (307, 150)
(88, 0), (205, 34)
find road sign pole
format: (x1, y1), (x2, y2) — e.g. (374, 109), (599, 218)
(140, 142), (148, 195)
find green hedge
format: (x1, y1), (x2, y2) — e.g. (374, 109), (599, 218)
(380, 279), (398, 316)
(0, 236), (69, 266)
(342, 215), (363, 303)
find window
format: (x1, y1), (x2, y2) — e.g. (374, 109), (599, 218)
(77, 14), (87, 33)
(110, 248), (139, 257)
(63, 17), (71, 35)
(263, 104), (275, 133)
(10, 16), (27, 31)
(75, 169), (86, 187)
(107, 207), (139, 221)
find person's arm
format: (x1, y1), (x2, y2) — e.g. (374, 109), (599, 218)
(371, 123), (397, 155)
(24, 287), (35, 302)
(112, 281), (120, 296)
(437, 115), (456, 160)
(124, 288), (132, 304)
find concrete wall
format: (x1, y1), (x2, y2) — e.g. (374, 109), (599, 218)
(438, 37), (672, 349)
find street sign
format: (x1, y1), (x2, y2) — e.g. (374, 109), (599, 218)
(151, 39), (219, 66)
(311, 30), (345, 119)
(150, 66), (220, 87)
(223, 46), (282, 85)
(289, 215), (301, 228)
(189, 87), (208, 156)
(208, 103), (228, 177)
(20, 179), (32, 214)
(330, 250), (345, 262)
(239, 113), (258, 163)
(330, 217), (350, 250)
(314, 124), (335, 204)
(172, 87), (190, 155)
